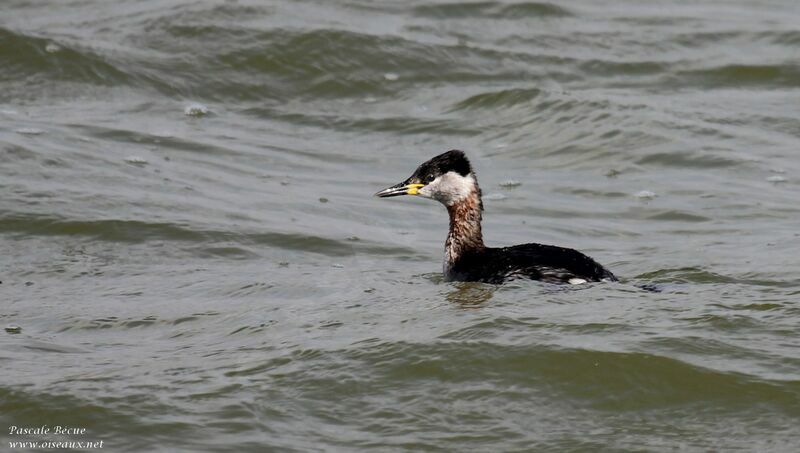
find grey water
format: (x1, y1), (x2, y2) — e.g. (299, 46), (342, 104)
(2, 0), (799, 451)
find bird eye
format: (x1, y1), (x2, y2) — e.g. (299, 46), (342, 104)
(425, 174), (435, 184)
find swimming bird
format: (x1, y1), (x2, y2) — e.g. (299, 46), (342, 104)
(375, 150), (617, 284)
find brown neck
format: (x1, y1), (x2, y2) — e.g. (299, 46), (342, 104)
(445, 189), (484, 267)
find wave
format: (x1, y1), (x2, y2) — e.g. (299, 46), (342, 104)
(672, 63), (800, 89)
(327, 341), (800, 412)
(55, 312), (221, 332)
(0, 387), (201, 451)
(448, 88), (543, 111)
(1, 22), (572, 102)
(0, 27), (138, 87)
(635, 151), (743, 168)
(412, 2), (572, 19)
(241, 106), (477, 136)
(0, 214), (416, 257)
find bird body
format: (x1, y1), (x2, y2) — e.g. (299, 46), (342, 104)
(375, 150), (616, 284)
(446, 244), (616, 284)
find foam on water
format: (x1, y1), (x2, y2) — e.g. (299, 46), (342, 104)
(634, 190), (658, 199)
(15, 127), (44, 135)
(184, 102), (209, 117)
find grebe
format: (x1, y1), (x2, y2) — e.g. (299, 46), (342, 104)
(375, 150), (617, 284)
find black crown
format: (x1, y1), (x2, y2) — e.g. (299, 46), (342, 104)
(414, 150), (472, 179)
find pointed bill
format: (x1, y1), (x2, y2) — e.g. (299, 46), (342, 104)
(375, 182), (425, 197)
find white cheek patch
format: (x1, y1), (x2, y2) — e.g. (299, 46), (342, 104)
(419, 172), (475, 205)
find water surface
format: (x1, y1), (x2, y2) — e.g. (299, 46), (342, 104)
(2, 0), (799, 451)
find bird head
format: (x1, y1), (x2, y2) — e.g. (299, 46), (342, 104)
(375, 150), (479, 207)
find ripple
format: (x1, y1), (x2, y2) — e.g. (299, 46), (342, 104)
(413, 2), (572, 19)
(636, 267), (735, 284)
(0, 214), (417, 257)
(644, 210), (711, 222)
(578, 59), (668, 76)
(448, 87), (542, 111)
(674, 64), (800, 89)
(189, 246), (260, 260)
(641, 336), (764, 358)
(56, 313), (223, 332)
(636, 151), (743, 168)
(71, 124), (240, 156)
(0, 215), (209, 243)
(130, 25), (568, 101)
(242, 107), (477, 136)
(438, 316), (535, 340)
(0, 27), (135, 87)
(0, 387), (200, 450)
(340, 341), (800, 412)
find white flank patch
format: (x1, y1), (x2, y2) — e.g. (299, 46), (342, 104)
(568, 278), (588, 285)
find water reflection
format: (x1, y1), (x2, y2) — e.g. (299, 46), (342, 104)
(446, 282), (496, 306)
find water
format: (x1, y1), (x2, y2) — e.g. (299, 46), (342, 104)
(2, 0), (799, 451)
